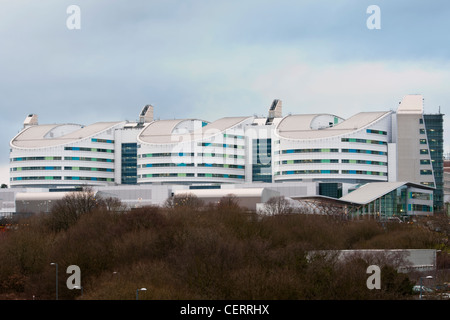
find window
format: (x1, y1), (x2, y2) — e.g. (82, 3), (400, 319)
(253, 139), (272, 182)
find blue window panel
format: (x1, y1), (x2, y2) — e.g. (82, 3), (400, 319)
(45, 167), (54, 170)
(350, 170), (356, 174)
(107, 159), (112, 162)
(287, 171), (294, 175)
(349, 149), (356, 153)
(146, 164), (152, 167)
(178, 163), (186, 167)
(286, 150), (294, 154)
(92, 177), (97, 181)
(322, 170), (330, 174)
(107, 169), (112, 172)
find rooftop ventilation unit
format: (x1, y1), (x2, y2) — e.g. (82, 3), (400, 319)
(266, 99), (282, 125)
(139, 105), (154, 124)
(23, 114), (38, 128)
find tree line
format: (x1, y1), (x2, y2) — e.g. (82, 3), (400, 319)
(0, 189), (448, 300)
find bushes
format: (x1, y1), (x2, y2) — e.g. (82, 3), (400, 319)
(0, 197), (445, 300)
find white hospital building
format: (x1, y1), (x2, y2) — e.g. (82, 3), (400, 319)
(3, 94), (444, 217)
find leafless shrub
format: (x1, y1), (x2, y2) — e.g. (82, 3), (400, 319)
(163, 193), (204, 210)
(263, 196), (293, 215)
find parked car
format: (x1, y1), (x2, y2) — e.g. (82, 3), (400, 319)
(412, 285), (433, 293)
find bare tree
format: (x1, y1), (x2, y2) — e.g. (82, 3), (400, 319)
(164, 193), (204, 210)
(217, 194), (241, 212)
(263, 196), (293, 215)
(46, 187), (99, 232)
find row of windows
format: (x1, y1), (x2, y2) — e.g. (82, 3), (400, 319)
(279, 148), (339, 154)
(11, 166), (114, 172)
(275, 170), (387, 176)
(341, 170), (387, 176)
(64, 167), (114, 172)
(342, 159), (387, 165)
(277, 148), (387, 155)
(64, 147), (114, 153)
(11, 166), (62, 171)
(11, 156), (62, 162)
(275, 159), (387, 166)
(198, 142), (245, 149)
(366, 129), (387, 135)
(142, 152), (194, 158)
(12, 176), (114, 182)
(409, 192), (432, 201)
(276, 170), (339, 175)
(276, 159), (339, 165)
(11, 156), (114, 162)
(142, 152), (245, 159)
(341, 149), (387, 155)
(341, 138), (387, 145)
(140, 173), (244, 179)
(197, 153), (245, 159)
(65, 177), (114, 182)
(409, 204), (433, 212)
(223, 133), (244, 139)
(91, 138), (114, 144)
(139, 162), (245, 169)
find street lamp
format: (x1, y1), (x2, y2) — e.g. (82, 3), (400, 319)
(419, 275), (433, 300)
(50, 263), (58, 300)
(136, 288), (147, 300)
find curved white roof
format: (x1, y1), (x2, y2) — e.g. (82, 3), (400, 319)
(339, 181), (433, 205)
(11, 121), (125, 149)
(138, 116), (253, 144)
(276, 111), (391, 140)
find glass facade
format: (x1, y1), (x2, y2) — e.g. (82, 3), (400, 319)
(319, 183), (342, 198)
(423, 114), (444, 211)
(252, 139), (272, 182)
(121, 143), (138, 184)
(355, 185), (407, 217)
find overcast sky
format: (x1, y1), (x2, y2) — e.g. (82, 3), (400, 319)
(1, 0), (449, 186)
